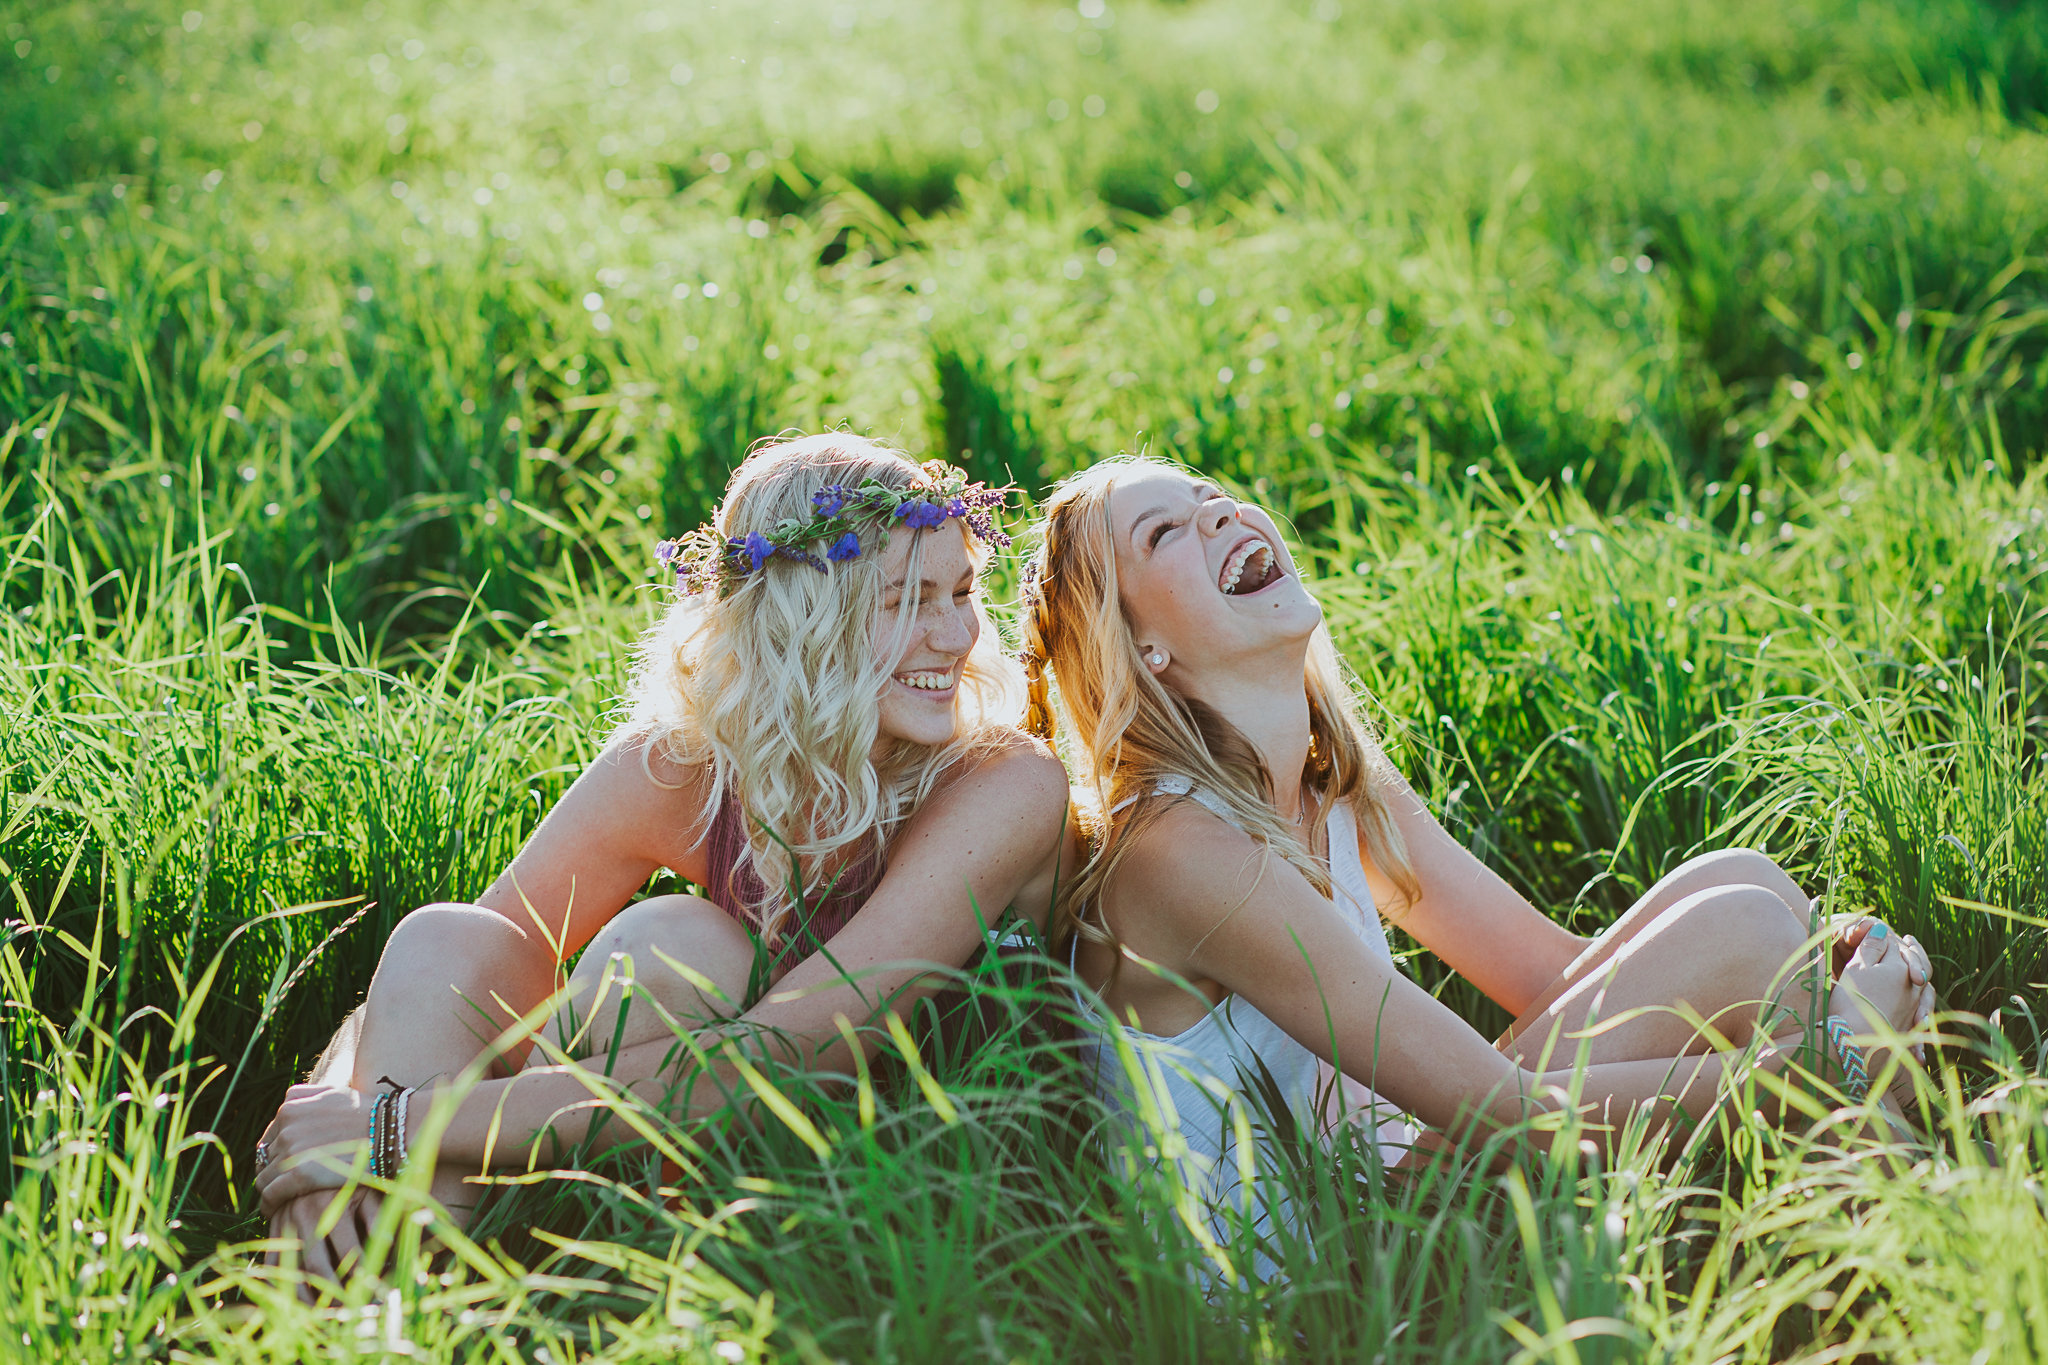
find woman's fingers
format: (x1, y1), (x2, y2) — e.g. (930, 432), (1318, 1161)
(297, 1203), (337, 1285)
(321, 1195), (371, 1284)
(1828, 914), (1871, 975)
(258, 1146), (357, 1216)
(1852, 922), (1895, 966)
(270, 1189), (386, 1292)
(1900, 933), (1931, 988)
(1835, 925), (1921, 1034)
(1911, 982), (1936, 1061)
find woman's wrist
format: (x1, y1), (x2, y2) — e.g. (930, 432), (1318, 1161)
(1821, 1013), (1873, 1101)
(415, 1069), (599, 1171)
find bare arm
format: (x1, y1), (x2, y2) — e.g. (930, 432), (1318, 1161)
(1352, 766), (1588, 1019)
(256, 740), (1073, 1197)
(1113, 807), (1914, 1153)
(470, 733), (717, 961)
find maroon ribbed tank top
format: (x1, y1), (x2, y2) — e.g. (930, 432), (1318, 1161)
(700, 793), (886, 949)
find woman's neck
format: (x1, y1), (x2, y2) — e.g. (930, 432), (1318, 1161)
(1179, 647), (1313, 822)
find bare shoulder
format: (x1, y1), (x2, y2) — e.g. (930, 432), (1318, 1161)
(887, 730), (1071, 890)
(848, 730), (1072, 932)
(558, 728), (718, 859)
(1104, 798), (1273, 944)
(599, 726), (712, 797)
(921, 728), (1070, 826)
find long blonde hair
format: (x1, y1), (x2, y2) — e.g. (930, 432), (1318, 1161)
(617, 432), (1022, 945)
(1019, 456), (1416, 954)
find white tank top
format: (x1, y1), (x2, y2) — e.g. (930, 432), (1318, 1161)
(1071, 777), (1418, 1283)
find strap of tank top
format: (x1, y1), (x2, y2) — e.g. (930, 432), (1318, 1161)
(1324, 798), (1378, 919)
(1113, 778), (1380, 922)
(1107, 773), (1236, 822)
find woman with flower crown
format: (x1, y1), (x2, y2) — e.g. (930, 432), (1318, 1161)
(253, 432), (1072, 1278)
(1019, 455), (1934, 1278)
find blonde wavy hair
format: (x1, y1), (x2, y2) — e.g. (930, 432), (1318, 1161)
(616, 432), (1023, 946)
(1019, 456), (1417, 957)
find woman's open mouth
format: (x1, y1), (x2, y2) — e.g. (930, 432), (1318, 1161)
(894, 667), (958, 696)
(1219, 537), (1282, 595)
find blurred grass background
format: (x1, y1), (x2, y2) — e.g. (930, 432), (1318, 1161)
(3, 0), (2047, 1358)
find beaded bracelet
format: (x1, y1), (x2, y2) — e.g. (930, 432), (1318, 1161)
(367, 1088), (382, 1176)
(1823, 1015), (1871, 1102)
(368, 1076), (414, 1179)
(395, 1085), (412, 1172)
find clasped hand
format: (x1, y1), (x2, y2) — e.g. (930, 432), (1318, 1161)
(254, 1083), (379, 1217)
(1827, 916), (1936, 1098)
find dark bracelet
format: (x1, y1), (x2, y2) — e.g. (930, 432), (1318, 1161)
(370, 1076), (412, 1180)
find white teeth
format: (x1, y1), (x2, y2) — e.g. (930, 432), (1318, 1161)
(898, 671), (953, 691)
(1220, 540), (1272, 595)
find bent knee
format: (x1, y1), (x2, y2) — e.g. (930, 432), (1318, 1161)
(1685, 849), (1809, 918)
(1671, 883), (1814, 980)
(581, 893), (744, 962)
(385, 902), (541, 971)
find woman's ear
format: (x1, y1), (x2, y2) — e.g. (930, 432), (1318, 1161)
(1141, 647), (1168, 673)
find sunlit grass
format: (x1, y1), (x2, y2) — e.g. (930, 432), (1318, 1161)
(4, 0), (2047, 1356)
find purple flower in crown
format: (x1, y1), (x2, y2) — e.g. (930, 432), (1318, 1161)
(777, 544), (829, 572)
(812, 486), (848, 517)
(897, 499), (948, 530)
(945, 496), (967, 518)
(735, 531), (775, 574)
(827, 531), (862, 561)
(653, 538), (680, 566)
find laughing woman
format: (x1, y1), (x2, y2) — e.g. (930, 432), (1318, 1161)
(254, 433), (1071, 1277)
(1020, 456), (1932, 1268)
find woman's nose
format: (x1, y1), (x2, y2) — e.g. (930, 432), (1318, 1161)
(929, 598), (978, 655)
(1202, 496), (1241, 535)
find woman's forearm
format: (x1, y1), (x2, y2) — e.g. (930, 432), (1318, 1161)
(1454, 1038), (1806, 1155)
(413, 1018), (836, 1169)
(1541, 1040), (1793, 1135)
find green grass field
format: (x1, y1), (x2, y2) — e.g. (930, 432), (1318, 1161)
(4, 0), (2048, 1358)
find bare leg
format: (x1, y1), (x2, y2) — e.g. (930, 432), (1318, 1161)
(307, 1010), (363, 1086)
(1500, 848), (1811, 1052)
(1385, 876), (1814, 1175)
(277, 895), (759, 1267)
(528, 893), (761, 1069)
(350, 903), (562, 1083)
(338, 903), (563, 1219)
(1498, 880), (1818, 1074)
(265, 901), (563, 1277)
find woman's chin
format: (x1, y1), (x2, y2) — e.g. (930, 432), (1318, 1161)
(874, 705), (960, 751)
(1253, 585), (1324, 641)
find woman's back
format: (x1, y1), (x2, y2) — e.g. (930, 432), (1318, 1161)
(1072, 780), (1415, 1278)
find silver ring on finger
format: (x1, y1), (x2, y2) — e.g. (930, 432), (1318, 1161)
(254, 1140), (271, 1175)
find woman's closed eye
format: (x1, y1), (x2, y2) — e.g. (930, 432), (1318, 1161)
(1147, 518), (1183, 551)
(883, 578), (977, 613)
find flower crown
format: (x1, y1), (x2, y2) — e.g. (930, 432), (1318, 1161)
(655, 460), (1015, 596)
